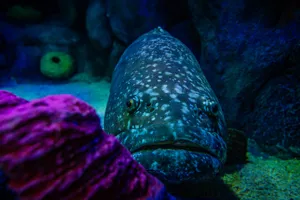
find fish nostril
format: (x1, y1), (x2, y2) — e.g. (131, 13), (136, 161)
(197, 109), (203, 116)
(192, 106), (203, 116)
(146, 102), (155, 112)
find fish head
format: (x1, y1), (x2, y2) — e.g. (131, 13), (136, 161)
(104, 27), (227, 185)
(105, 79), (227, 185)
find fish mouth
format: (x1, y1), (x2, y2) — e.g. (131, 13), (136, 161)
(131, 140), (217, 158)
(115, 123), (227, 184)
(116, 123), (227, 162)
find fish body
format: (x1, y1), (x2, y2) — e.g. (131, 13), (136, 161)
(104, 27), (227, 185)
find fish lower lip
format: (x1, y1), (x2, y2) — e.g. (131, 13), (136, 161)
(132, 143), (215, 157)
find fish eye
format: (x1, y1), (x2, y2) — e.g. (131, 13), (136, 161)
(206, 101), (218, 117)
(197, 98), (219, 117)
(126, 96), (140, 113)
(126, 100), (133, 107)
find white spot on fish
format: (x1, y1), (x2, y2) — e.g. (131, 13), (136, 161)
(142, 113), (150, 117)
(170, 94), (177, 99)
(127, 120), (131, 129)
(165, 52), (173, 57)
(133, 90), (140, 95)
(161, 104), (169, 111)
(181, 106), (190, 114)
(164, 116), (171, 121)
(188, 92), (200, 98)
(189, 98), (196, 103)
(150, 97), (158, 101)
(145, 88), (159, 96)
(177, 120), (184, 126)
(174, 84), (183, 94)
(162, 85), (170, 93)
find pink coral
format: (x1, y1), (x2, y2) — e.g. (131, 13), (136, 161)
(0, 90), (28, 113)
(0, 90), (166, 200)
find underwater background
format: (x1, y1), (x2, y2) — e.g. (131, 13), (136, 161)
(0, 0), (299, 200)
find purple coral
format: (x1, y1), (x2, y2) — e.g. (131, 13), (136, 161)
(0, 90), (167, 200)
(0, 90), (28, 113)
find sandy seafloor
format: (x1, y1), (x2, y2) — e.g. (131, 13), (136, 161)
(1, 80), (300, 200)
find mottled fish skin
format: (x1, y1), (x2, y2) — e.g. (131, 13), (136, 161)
(104, 27), (227, 185)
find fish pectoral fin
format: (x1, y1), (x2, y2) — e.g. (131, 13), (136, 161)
(225, 128), (248, 165)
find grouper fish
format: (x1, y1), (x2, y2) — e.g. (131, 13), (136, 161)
(104, 27), (228, 185)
